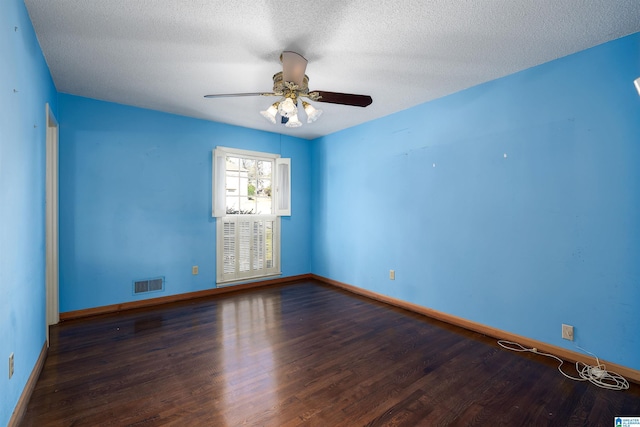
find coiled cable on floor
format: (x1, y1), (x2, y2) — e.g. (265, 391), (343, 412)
(497, 340), (629, 391)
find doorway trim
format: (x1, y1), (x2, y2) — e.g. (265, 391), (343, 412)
(45, 103), (59, 344)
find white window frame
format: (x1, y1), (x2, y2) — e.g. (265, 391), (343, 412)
(212, 147), (291, 285)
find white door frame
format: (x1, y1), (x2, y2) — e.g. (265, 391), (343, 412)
(45, 103), (59, 344)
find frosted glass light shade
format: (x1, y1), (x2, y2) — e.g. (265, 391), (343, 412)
(278, 97), (298, 118)
(260, 103), (278, 124)
(303, 102), (323, 123)
(285, 113), (302, 128)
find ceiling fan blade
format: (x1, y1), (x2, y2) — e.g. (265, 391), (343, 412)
(312, 91), (373, 107)
(281, 51), (308, 86)
(204, 92), (275, 98)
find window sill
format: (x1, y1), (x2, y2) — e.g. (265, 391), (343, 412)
(216, 272), (282, 287)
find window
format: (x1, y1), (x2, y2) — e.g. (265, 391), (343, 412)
(213, 147), (290, 284)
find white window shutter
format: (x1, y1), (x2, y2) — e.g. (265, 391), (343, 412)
(275, 158), (291, 216)
(212, 149), (226, 217)
(222, 219), (236, 275)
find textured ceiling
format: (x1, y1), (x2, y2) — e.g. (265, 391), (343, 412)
(24, 0), (640, 139)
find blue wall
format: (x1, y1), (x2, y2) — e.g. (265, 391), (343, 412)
(58, 95), (312, 312)
(0, 0), (58, 424)
(311, 33), (640, 371)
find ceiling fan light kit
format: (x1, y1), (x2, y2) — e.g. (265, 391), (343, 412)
(260, 103), (279, 124)
(205, 51), (372, 129)
(278, 97), (298, 118)
(284, 113), (303, 128)
(303, 101), (323, 123)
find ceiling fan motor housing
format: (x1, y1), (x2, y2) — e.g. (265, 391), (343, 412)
(272, 72), (320, 102)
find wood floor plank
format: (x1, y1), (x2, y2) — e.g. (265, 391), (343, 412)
(20, 280), (640, 426)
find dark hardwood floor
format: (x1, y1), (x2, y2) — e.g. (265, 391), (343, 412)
(21, 280), (640, 426)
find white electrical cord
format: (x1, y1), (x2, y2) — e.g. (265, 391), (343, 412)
(497, 340), (629, 391)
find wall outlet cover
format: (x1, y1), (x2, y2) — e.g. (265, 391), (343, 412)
(562, 324), (574, 341)
(9, 353), (14, 379)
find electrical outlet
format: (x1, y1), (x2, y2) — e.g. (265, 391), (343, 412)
(192, 265), (198, 275)
(389, 270), (395, 280)
(562, 324), (574, 341)
(9, 353), (14, 379)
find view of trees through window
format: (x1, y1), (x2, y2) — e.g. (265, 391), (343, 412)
(225, 156), (272, 215)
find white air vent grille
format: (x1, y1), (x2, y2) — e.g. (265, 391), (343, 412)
(133, 277), (165, 294)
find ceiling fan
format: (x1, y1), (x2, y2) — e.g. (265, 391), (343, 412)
(204, 51), (373, 128)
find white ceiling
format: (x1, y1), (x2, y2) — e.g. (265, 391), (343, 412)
(24, 0), (640, 140)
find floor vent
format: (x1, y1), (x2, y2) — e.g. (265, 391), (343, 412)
(133, 277), (164, 295)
